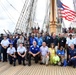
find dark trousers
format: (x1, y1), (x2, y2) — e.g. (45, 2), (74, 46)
(0, 46), (1, 60)
(8, 55), (16, 64)
(28, 54), (39, 65)
(2, 47), (7, 62)
(18, 53), (25, 64)
(74, 44), (76, 48)
(67, 47), (70, 61)
(26, 50), (29, 60)
(0, 53), (1, 61)
(68, 58), (76, 66)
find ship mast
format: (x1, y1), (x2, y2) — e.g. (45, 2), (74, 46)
(50, 0), (57, 33)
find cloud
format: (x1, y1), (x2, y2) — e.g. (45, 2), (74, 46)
(0, 0), (25, 33)
(0, 0), (75, 34)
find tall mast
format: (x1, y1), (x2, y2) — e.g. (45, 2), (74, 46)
(50, 0), (57, 33)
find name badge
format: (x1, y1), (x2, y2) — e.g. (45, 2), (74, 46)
(36, 49), (38, 51)
(62, 40), (63, 42)
(32, 48), (34, 50)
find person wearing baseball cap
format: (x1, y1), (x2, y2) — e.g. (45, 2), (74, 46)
(17, 42), (27, 66)
(7, 43), (16, 66)
(1, 34), (9, 62)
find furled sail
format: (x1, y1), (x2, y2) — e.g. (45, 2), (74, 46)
(14, 0), (38, 34)
(42, 0), (50, 32)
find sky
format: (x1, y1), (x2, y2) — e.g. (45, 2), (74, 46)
(0, 0), (75, 34)
(61, 0), (74, 28)
(0, 0), (25, 33)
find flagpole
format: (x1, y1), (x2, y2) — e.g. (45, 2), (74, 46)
(50, 0), (57, 33)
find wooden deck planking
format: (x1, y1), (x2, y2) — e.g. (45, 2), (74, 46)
(0, 62), (76, 75)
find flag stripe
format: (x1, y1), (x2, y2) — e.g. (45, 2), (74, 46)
(57, 0), (76, 21)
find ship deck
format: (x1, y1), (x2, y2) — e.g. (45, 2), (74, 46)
(0, 61), (76, 75)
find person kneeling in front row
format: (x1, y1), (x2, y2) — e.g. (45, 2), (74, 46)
(28, 41), (40, 66)
(17, 42), (26, 66)
(7, 43), (16, 66)
(40, 42), (49, 66)
(68, 44), (76, 68)
(57, 46), (65, 66)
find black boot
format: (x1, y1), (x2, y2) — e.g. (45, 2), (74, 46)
(60, 63), (63, 66)
(23, 61), (26, 66)
(13, 62), (16, 66)
(73, 65), (76, 68)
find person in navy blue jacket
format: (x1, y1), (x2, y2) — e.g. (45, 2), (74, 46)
(68, 44), (76, 68)
(29, 34), (37, 46)
(45, 33), (53, 47)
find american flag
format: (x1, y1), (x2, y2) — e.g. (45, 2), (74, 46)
(57, 0), (76, 21)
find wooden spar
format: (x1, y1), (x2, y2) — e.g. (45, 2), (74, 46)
(50, 0), (57, 33)
(3, 29), (8, 34)
(7, 30), (11, 34)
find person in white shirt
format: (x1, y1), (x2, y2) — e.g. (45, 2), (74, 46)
(17, 42), (27, 66)
(66, 34), (75, 61)
(40, 42), (49, 66)
(17, 35), (24, 47)
(66, 34), (74, 47)
(1, 34), (9, 62)
(7, 43), (16, 66)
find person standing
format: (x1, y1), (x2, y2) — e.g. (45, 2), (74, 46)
(52, 33), (59, 52)
(29, 33), (37, 46)
(36, 33), (43, 47)
(24, 37), (30, 60)
(0, 34), (3, 61)
(17, 34), (24, 47)
(58, 33), (66, 48)
(45, 33), (53, 47)
(0, 43), (1, 61)
(66, 34), (74, 61)
(1, 34), (9, 62)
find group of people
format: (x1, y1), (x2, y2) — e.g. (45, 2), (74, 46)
(62, 27), (75, 33)
(0, 32), (76, 68)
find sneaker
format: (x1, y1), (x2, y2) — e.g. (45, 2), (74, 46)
(73, 65), (76, 68)
(60, 63), (63, 66)
(46, 64), (48, 66)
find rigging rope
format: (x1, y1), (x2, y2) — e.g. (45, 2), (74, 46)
(21, 0), (25, 4)
(6, 0), (20, 14)
(30, 0), (38, 22)
(0, 2), (15, 24)
(14, 0), (31, 32)
(0, 1), (16, 21)
(42, 0), (50, 31)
